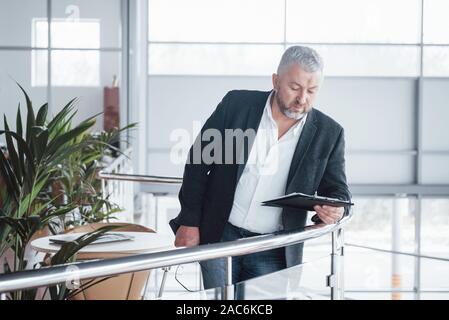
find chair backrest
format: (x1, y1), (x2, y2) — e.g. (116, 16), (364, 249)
(65, 222), (155, 300)
(65, 222), (155, 234)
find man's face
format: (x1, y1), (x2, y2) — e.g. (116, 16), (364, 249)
(272, 64), (321, 120)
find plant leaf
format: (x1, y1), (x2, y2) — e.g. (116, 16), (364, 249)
(16, 82), (36, 145)
(35, 103), (48, 126)
(31, 126), (49, 162)
(0, 130), (36, 184)
(65, 276), (114, 299)
(15, 106), (26, 178)
(16, 104), (23, 138)
(45, 119), (95, 157)
(47, 98), (77, 134)
(17, 175), (49, 218)
(3, 115), (22, 181)
(0, 147), (20, 205)
(50, 225), (120, 266)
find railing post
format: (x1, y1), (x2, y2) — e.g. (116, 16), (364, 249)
(329, 229), (343, 300)
(224, 256), (234, 300)
(157, 267), (170, 298)
(0, 210), (353, 297)
(339, 229), (345, 300)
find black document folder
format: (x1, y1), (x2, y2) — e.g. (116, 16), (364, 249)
(261, 192), (354, 211)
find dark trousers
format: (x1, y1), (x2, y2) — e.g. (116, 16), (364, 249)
(200, 222), (286, 298)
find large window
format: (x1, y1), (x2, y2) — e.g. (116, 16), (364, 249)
(145, 1), (449, 300)
(32, 19), (101, 87)
(146, 0), (449, 186)
(148, 0), (449, 77)
(0, 0), (123, 134)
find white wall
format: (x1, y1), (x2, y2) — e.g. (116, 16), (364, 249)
(146, 76), (271, 176)
(422, 79), (449, 183)
(146, 76), (419, 184)
(0, 0), (47, 46)
(0, 51), (48, 136)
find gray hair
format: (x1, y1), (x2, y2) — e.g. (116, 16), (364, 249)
(277, 46), (323, 75)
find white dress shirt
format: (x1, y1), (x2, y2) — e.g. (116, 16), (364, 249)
(228, 92), (308, 234)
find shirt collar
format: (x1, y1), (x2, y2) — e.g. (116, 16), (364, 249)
(265, 91), (308, 137)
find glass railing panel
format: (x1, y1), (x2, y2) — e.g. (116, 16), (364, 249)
(157, 254), (331, 300)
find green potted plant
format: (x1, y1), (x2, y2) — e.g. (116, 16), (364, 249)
(48, 122), (133, 230)
(0, 83), (133, 300)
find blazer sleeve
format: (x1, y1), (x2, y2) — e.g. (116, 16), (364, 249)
(317, 127), (352, 217)
(170, 92), (230, 232)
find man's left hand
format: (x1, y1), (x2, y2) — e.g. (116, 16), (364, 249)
(313, 205), (344, 225)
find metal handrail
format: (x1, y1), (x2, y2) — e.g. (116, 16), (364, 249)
(0, 172), (352, 299)
(0, 212), (352, 294)
(345, 288), (449, 293)
(102, 148), (132, 171)
(345, 243), (449, 262)
(98, 171), (183, 184)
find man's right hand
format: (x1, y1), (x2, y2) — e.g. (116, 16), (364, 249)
(174, 225), (200, 247)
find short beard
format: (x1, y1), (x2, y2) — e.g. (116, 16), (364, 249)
(275, 92), (307, 120)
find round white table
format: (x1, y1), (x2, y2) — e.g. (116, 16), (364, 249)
(31, 232), (178, 299)
(31, 232), (177, 259)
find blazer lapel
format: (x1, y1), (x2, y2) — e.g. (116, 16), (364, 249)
(235, 91), (270, 182)
(286, 108), (318, 188)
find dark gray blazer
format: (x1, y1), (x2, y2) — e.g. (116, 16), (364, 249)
(170, 89), (351, 267)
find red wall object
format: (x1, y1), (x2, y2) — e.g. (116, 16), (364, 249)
(103, 86), (120, 131)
